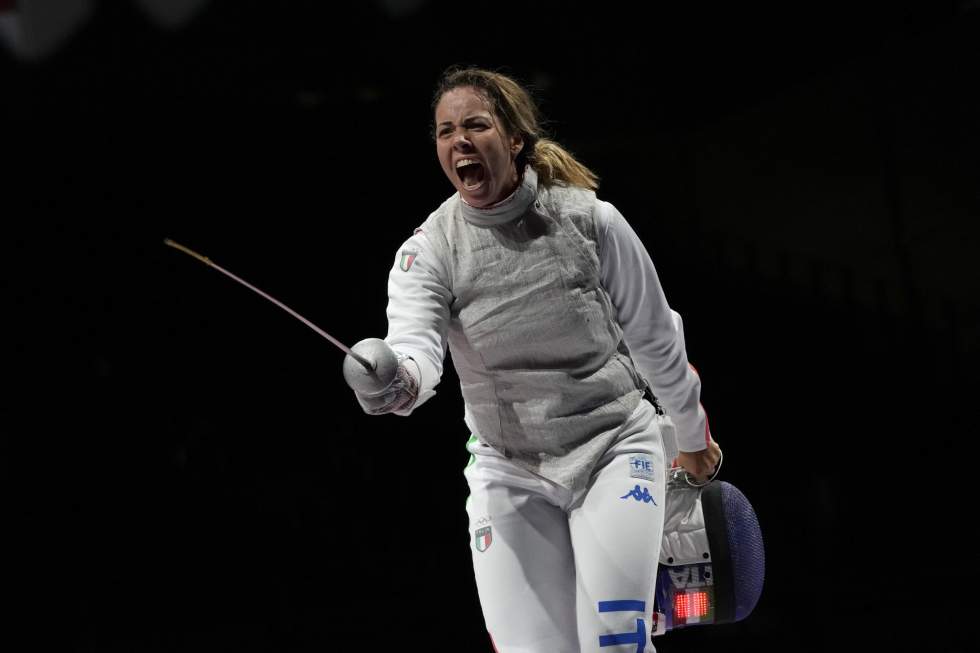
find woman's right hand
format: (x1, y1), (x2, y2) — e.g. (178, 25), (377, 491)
(342, 338), (418, 415)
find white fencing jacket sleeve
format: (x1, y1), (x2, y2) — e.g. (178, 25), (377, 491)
(383, 229), (452, 414)
(596, 200), (711, 454)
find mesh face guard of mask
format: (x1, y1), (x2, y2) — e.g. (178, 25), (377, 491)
(651, 475), (765, 636)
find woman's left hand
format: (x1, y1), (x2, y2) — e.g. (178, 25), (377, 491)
(675, 438), (722, 483)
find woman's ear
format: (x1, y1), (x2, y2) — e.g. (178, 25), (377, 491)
(511, 135), (525, 157)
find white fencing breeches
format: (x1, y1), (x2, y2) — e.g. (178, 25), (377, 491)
(464, 399), (667, 653)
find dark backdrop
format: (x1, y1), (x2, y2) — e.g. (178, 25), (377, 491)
(6, 1), (979, 651)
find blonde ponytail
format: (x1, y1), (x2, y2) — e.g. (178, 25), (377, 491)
(528, 138), (599, 191)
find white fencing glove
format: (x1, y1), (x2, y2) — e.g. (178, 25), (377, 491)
(342, 338), (418, 415)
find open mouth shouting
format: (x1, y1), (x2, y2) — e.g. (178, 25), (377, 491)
(456, 158), (486, 192)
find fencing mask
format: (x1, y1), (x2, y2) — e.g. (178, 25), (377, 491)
(652, 472), (765, 636)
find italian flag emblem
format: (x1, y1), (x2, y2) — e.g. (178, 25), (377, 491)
(399, 249), (418, 272)
(475, 526), (492, 552)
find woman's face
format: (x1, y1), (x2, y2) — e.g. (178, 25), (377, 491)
(434, 86), (524, 207)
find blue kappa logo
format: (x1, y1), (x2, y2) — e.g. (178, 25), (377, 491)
(620, 484), (657, 505)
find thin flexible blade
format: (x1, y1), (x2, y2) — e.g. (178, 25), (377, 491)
(164, 238), (373, 371)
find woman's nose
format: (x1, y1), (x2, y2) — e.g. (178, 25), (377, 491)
(453, 132), (473, 150)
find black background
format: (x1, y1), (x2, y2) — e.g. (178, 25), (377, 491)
(5, 1), (979, 651)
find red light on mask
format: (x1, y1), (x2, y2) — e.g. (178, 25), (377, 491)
(674, 591), (710, 620)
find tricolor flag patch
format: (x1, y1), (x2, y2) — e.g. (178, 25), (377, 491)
(399, 249), (418, 272)
(475, 526), (492, 552)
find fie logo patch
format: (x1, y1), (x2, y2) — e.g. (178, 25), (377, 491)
(628, 455), (655, 481)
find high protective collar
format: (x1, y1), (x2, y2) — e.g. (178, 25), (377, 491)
(459, 166), (538, 228)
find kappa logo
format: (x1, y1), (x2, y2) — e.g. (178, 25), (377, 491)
(620, 484), (657, 505)
(475, 526), (492, 553)
(399, 249), (418, 272)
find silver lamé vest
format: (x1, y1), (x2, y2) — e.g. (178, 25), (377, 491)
(420, 168), (646, 491)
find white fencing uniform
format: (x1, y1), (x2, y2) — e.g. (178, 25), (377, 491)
(465, 399), (668, 652)
(384, 167), (709, 651)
